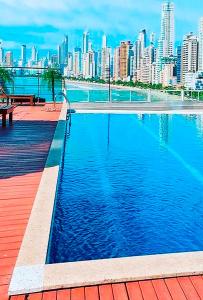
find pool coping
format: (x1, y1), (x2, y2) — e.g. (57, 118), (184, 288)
(8, 107), (203, 296)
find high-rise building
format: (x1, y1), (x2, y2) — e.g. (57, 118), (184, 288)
(57, 36), (68, 67)
(101, 35), (110, 80)
(160, 56), (177, 86)
(96, 50), (102, 78)
(181, 33), (198, 83)
(150, 32), (156, 44)
(156, 1), (175, 83)
(114, 47), (120, 81)
(57, 45), (62, 65)
(73, 47), (82, 77)
(140, 44), (155, 83)
(119, 41), (133, 81)
(176, 45), (182, 83)
(21, 45), (26, 66)
(0, 42), (4, 65)
(160, 1), (175, 57)
(136, 29), (147, 70)
(31, 46), (37, 62)
(5, 51), (13, 67)
(198, 17), (203, 71)
(83, 31), (89, 54)
(102, 34), (107, 49)
(62, 35), (69, 64)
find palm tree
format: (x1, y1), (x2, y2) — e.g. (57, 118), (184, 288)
(0, 67), (13, 87)
(0, 67), (14, 104)
(42, 68), (63, 108)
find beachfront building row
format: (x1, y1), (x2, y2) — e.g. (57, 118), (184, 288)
(63, 3), (203, 90)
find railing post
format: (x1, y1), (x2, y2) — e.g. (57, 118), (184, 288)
(181, 89), (184, 102)
(147, 89), (151, 103)
(130, 90), (132, 102)
(88, 90), (90, 102)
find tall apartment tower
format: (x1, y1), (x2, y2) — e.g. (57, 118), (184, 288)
(160, 1), (175, 57)
(102, 34), (107, 49)
(181, 33), (198, 83)
(83, 31), (89, 54)
(119, 41), (132, 80)
(0, 42), (4, 65)
(136, 29), (147, 70)
(199, 17), (203, 71)
(114, 47), (120, 81)
(21, 45), (27, 66)
(73, 47), (82, 77)
(31, 46), (37, 62)
(101, 35), (110, 80)
(62, 35), (69, 64)
(5, 51), (13, 67)
(156, 1), (175, 83)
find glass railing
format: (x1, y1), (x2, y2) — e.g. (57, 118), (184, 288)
(1, 73), (203, 104)
(66, 88), (203, 103)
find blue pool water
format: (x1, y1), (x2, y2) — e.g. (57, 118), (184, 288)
(48, 113), (203, 264)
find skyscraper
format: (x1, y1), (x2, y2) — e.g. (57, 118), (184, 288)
(102, 34), (107, 49)
(101, 35), (110, 80)
(73, 47), (82, 77)
(181, 33), (198, 83)
(198, 17), (203, 71)
(21, 45), (27, 66)
(5, 51), (13, 67)
(31, 46), (37, 62)
(62, 35), (69, 64)
(119, 41), (133, 80)
(0, 42), (4, 65)
(156, 1), (175, 83)
(160, 1), (175, 57)
(136, 29), (147, 70)
(83, 31), (89, 54)
(176, 45), (182, 83)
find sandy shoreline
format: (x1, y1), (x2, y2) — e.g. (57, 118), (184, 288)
(65, 80), (181, 101)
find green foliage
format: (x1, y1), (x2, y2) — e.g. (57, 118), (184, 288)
(42, 68), (63, 89)
(0, 67), (13, 91)
(42, 68), (63, 102)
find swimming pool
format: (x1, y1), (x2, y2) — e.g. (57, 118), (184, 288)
(47, 113), (203, 264)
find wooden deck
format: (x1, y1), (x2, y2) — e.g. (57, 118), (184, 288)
(0, 105), (61, 300)
(1, 105), (203, 299)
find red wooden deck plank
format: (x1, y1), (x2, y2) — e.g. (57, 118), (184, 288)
(57, 289), (70, 300)
(85, 286), (99, 300)
(165, 278), (187, 300)
(139, 280), (158, 300)
(152, 279), (172, 300)
(71, 287), (85, 300)
(27, 293), (43, 299)
(0, 249), (19, 260)
(178, 277), (201, 300)
(112, 283), (129, 300)
(99, 284), (114, 300)
(190, 276), (203, 299)
(126, 282), (143, 300)
(0, 275), (10, 286)
(42, 291), (57, 300)
(10, 295), (26, 300)
(0, 241), (21, 251)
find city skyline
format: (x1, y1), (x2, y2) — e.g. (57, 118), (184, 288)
(0, 0), (203, 50)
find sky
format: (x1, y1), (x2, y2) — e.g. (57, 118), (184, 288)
(0, 0), (202, 53)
